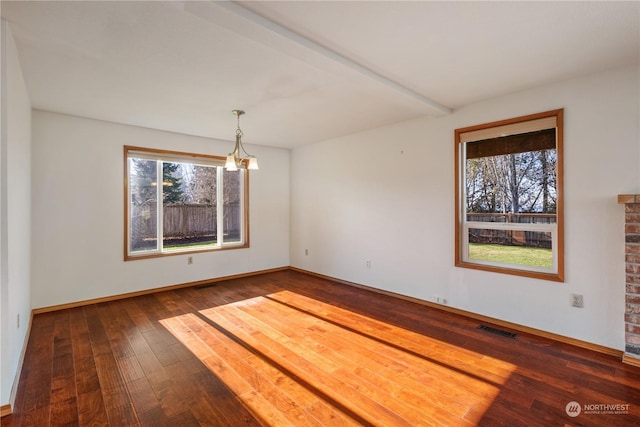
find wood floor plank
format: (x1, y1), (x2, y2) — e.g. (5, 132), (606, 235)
(174, 313), (357, 426)
(184, 322), (332, 427)
(225, 296), (480, 425)
(192, 371), (262, 427)
(202, 305), (426, 426)
(16, 313), (56, 417)
(242, 353), (360, 427)
(154, 315), (260, 425)
(126, 376), (162, 418)
(86, 306), (141, 427)
(226, 300), (342, 373)
(5, 270), (640, 426)
(269, 290), (515, 383)
(75, 388), (109, 427)
(50, 311), (79, 426)
(70, 309), (103, 396)
(258, 292), (504, 418)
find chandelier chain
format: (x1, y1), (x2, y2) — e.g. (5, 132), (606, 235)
(236, 112), (243, 138)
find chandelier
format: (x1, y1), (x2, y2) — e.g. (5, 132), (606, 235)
(225, 109), (259, 171)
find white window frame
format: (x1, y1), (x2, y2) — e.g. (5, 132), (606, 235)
(124, 146), (249, 260)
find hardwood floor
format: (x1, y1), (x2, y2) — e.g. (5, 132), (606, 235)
(3, 270), (640, 426)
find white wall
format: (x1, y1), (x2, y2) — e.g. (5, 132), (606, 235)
(31, 111), (289, 308)
(1, 20), (32, 409)
(291, 64), (640, 351)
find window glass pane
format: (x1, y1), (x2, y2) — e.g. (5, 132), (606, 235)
(468, 228), (553, 268)
(163, 163), (217, 251)
(223, 169), (242, 243)
(465, 145), (557, 217)
(129, 158), (158, 252)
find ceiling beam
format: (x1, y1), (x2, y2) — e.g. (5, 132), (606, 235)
(215, 1), (452, 116)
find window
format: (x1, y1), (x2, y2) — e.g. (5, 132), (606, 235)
(124, 146), (249, 260)
(455, 109), (563, 281)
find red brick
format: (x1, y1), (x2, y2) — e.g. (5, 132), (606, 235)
(626, 244), (640, 254)
(626, 204), (640, 213)
(627, 275), (640, 285)
(626, 313), (640, 324)
(627, 295), (640, 305)
(626, 284), (640, 295)
(625, 333), (640, 345)
(626, 264), (640, 275)
(626, 255), (640, 264)
(626, 213), (640, 223)
(626, 324), (640, 334)
(626, 224), (640, 234)
(626, 303), (640, 314)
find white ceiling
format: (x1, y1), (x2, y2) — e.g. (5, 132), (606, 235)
(2, 1), (638, 149)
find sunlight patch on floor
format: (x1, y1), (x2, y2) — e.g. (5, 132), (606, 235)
(160, 291), (517, 426)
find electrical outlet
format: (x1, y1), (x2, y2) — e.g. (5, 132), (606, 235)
(187, 256), (193, 265)
(571, 293), (584, 308)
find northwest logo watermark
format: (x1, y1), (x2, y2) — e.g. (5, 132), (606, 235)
(565, 401), (581, 417)
(565, 401), (631, 417)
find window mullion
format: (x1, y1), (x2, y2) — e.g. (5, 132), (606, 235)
(460, 141), (467, 225)
(465, 221), (556, 232)
(157, 161), (164, 252)
(462, 223), (470, 262)
(239, 170), (245, 244)
(126, 158), (133, 255)
(216, 167), (224, 247)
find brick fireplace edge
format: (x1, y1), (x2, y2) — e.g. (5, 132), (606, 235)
(618, 195), (640, 365)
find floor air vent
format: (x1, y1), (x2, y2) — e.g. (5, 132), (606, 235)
(477, 324), (517, 339)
